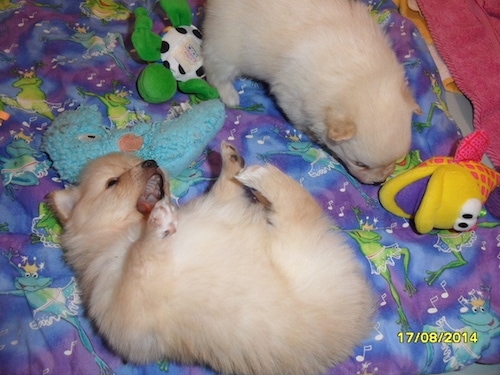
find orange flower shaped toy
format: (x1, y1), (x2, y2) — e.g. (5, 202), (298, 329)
(379, 130), (500, 234)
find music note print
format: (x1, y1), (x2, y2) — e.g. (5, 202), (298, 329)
(404, 49), (414, 59)
(339, 181), (348, 192)
(64, 340), (77, 356)
(338, 206), (345, 217)
(43, 26), (59, 34)
(227, 128), (236, 141)
(245, 128), (258, 139)
(379, 293), (387, 306)
(356, 345), (372, 362)
(440, 280), (449, 299)
(257, 135), (270, 145)
(457, 295), (469, 313)
(10, 332), (20, 346)
(327, 200), (334, 211)
(22, 116), (38, 127)
(374, 321), (384, 341)
(57, 99), (77, 113)
(18, 18), (28, 27)
(400, 20), (406, 36)
(234, 115), (241, 125)
(3, 43), (18, 54)
(427, 295), (439, 314)
(385, 222), (397, 234)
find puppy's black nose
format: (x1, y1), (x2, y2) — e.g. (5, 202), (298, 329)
(142, 160), (158, 169)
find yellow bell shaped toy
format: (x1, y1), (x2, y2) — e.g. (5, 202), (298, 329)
(379, 130), (500, 234)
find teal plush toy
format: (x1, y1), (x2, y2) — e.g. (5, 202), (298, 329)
(42, 100), (225, 182)
(132, 0), (219, 103)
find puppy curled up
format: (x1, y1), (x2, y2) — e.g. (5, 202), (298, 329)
(49, 142), (375, 375)
(203, 0), (421, 184)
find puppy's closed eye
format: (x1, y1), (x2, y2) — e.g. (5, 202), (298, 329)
(106, 178), (119, 188)
(354, 161), (370, 169)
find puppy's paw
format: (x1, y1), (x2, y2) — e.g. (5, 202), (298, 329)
(220, 141), (244, 175)
(235, 165), (267, 189)
(235, 165), (275, 194)
(148, 199), (177, 237)
(235, 166), (273, 207)
(217, 83), (240, 107)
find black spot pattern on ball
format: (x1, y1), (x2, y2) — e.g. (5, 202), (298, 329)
(193, 29), (202, 39)
(161, 41), (170, 54)
(176, 27), (188, 34)
(178, 65), (186, 75)
(196, 66), (205, 77)
(163, 61), (171, 70)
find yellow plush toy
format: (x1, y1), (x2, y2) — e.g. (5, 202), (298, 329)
(379, 130), (500, 234)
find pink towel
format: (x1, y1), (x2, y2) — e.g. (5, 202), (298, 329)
(417, 0), (500, 167)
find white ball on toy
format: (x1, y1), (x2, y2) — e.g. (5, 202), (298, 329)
(160, 25), (205, 82)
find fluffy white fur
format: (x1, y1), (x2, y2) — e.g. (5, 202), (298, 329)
(49, 143), (375, 375)
(202, 0), (420, 184)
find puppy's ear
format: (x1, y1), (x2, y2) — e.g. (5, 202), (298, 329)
(326, 109), (357, 142)
(47, 187), (80, 224)
(402, 84), (422, 115)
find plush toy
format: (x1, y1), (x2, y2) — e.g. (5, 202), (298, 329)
(379, 130), (500, 234)
(42, 99), (225, 183)
(131, 0), (218, 103)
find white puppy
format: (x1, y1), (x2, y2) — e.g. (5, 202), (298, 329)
(203, 0), (420, 184)
(49, 143), (375, 375)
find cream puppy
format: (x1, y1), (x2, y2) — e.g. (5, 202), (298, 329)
(203, 0), (420, 184)
(49, 143), (375, 375)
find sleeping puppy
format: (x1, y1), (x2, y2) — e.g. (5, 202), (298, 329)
(49, 142), (375, 375)
(203, 0), (421, 184)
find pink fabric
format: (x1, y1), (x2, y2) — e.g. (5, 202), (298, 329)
(417, 0), (500, 167)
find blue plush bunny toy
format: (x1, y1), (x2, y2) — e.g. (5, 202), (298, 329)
(42, 100), (225, 182)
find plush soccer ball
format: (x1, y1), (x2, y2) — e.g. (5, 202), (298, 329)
(131, 2), (218, 104)
(160, 25), (205, 82)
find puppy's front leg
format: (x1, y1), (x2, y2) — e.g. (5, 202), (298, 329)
(148, 198), (177, 238)
(236, 165), (324, 226)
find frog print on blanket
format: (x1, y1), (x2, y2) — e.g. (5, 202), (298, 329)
(414, 71), (452, 132)
(423, 285), (500, 372)
(78, 86), (151, 129)
(0, 250), (114, 375)
(347, 207), (417, 331)
(1, 138), (50, 193)
(41, 22), (131, 78)
(0, 68), (55, 120)
(80, 0), (131, 22)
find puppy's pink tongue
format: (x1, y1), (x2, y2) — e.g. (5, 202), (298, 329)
(137, 193), (160, 214)
(137, 199), (155, 214)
